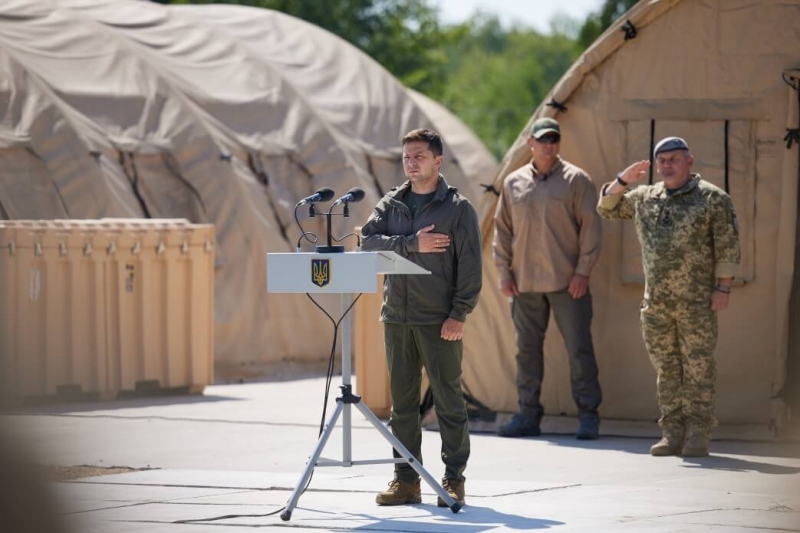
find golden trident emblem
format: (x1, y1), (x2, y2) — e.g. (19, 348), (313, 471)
(311, 258), (330, 287)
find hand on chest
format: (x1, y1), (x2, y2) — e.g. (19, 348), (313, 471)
(387, 203), (453, 238)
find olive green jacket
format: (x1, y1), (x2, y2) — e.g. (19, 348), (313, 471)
(360, 175), (482, 324)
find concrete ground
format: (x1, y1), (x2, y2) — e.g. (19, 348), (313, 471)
(2, 377), (800, 532)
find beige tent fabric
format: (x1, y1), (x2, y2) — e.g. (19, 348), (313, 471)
(778, 71), (800, 425)
(480, 0), (800, 427)
(0, 0), (504, 389)
(171, 4), (484, 220)
(0, 148), (69, 220)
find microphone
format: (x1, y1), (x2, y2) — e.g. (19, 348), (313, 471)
(332, 187), (365, 206)
(297, 187), (335, 206)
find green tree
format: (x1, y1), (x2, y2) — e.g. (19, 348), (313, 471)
(578, 0), (640, 50)
(152, 0), (449, 96)
(435, 16), (580, 158)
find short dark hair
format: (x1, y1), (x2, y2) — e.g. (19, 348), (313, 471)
(402, 128), (443, 157)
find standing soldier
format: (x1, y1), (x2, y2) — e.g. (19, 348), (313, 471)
(597, 137), (741, 457)
(493, 117), (603, 440)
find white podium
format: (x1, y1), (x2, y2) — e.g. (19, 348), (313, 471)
(266, 251), (462, 520)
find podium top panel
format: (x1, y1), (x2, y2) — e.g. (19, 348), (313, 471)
(267, 251), (429, 293)
(372, 251), (430, 275)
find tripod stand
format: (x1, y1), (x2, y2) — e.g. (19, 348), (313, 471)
(266, 252), (461, 521)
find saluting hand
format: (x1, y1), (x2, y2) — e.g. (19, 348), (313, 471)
(620, 160), (651, 185)
(417, 224), (450, 253)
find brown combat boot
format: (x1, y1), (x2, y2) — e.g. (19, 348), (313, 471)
(681, 434), (710, 457)
(650, 436), (683, 456)
(375, 479), (421, 506)
(437, 478), (465, 507)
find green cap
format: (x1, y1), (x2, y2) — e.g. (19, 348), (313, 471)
(530, 117), (560, 139)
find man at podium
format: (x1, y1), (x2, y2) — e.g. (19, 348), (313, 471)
(360, 128), (482, 507)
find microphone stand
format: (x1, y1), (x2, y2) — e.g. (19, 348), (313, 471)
(315, 202), (346, 253)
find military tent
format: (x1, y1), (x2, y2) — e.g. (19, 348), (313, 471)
(0, 0), (509, 383)
(478, 0), (800, 433)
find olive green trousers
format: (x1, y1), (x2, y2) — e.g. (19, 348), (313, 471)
(384, 323), (470, 482)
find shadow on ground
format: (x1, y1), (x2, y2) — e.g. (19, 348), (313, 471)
(681, 454), (800, 475)
(482, 433), (800, 460)
(183, 503), (565, 532)
(3, 394), (241, 415)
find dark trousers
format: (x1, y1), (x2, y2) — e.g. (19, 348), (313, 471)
(512, 290), (602, 424)
(384, 323), (470, 483)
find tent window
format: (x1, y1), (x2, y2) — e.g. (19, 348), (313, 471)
(621, 119), (756, 285)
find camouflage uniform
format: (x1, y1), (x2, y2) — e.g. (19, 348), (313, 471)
(597, 174), (740, 440)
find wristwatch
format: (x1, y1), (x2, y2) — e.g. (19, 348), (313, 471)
(615, 173), (630, 187)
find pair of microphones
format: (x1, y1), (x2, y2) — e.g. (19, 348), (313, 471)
(295, 187), (366, 253)
(296, 187), (365, 208)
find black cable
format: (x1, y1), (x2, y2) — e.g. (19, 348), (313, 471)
(295, 206), (361, 250)
(294, 203), (320, 250)
(175, 509), (282, 524)
(332, 232), (361, 248)
(175, 292), (362, 525)
(305, 293), (362, 435)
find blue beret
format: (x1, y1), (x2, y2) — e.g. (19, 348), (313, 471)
(653, 137), (689, 158)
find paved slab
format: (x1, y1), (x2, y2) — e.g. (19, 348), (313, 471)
(3, 378), (800, 532)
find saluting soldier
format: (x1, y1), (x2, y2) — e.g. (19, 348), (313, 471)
(597, 137), (741, 457)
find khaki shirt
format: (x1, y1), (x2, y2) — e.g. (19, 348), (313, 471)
(597, 174), (740, 305)
(493, 158), (602, 293)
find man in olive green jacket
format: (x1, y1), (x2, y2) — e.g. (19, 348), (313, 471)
(360, 128), (482, 508)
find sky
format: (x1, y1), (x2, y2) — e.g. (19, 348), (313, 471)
(434, 0), (604, 33)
